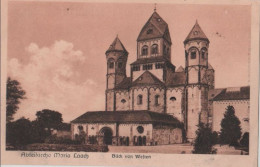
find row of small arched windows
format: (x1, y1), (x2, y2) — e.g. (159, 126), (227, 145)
(108, 59), (123, 69)
(136, 95), (176, 105)
(141, 44), (158, 56)
(188, 49), (208, 60)
(120, 95), (177, 105)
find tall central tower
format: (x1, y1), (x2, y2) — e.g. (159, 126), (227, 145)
(184, 21), (211, 140)
(131, 10), (175, 83)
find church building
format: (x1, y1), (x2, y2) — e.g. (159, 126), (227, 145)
(71, 9), (250, 146)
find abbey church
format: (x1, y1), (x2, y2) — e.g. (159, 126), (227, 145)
(71, 10), (250, 146)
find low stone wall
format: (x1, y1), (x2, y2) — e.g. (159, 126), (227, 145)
(152, 128), (182, 145)
(7, 143), (108, 152)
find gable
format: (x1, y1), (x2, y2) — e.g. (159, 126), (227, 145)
(132, 71), (164, 87)
(137, 23), (164, 41)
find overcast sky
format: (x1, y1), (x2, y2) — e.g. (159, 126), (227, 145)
(8, 2), (251, 122)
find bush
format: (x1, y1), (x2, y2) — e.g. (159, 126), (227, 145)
(240, 132), (249, 147)
(17, 143), (109, 152)
(6, 118), (33, 146)
(45, 135), (81, 145)
(211, 131), (219, 145)
(192, 123), (217, 154)
(219, 106), (242, 145)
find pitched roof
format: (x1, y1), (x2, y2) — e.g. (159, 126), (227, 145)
(212, 86), (250, 101)
(71, 110), (181, 126)
(137, 12), (171, 43)
(166, 72), (186, 86)
(208, 88), (224, 101)
(208, 63), (214, 70)
(132, 71), (164, 87)
(184, 20), (209, 44)
(115, 77), (131, 90)
(106, 36), (128, 54)
(176, 66), (184, 72)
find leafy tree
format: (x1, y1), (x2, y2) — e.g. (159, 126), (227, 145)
(35, 109), (63, 135)
(219, 105), (242, 146)
(6, 77), (26, 123)
(192, 123), (217, 154)
(6, 117), (32, 146)
(30, 120), (49, 143)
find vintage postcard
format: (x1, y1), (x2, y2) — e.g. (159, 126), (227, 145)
(1, 0), (259, 166)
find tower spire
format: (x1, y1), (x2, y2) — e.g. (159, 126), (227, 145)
(154, 3), (157, 12)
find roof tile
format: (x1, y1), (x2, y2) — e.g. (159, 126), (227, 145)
(106, 36), (128, 53)
(132, 71), (164, 87)
(71, 110), (181, 125)
(184, 20), (209, 44)
(212, 86), (250, 101)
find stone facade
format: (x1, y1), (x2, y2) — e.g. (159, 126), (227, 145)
(212, 100), (250, 134)
(71, 122), (182, 146)
(71, 10), (250, 145)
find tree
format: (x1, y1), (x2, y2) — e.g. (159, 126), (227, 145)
(6, 117), (32, 146)
(219, 105), (242, 146)
(192, 123), (217, 154)
(6, 77), (26, 123)
(35, 109), (63, 135)
(240, 132), (249, 148)
(30, 120), (50, 143)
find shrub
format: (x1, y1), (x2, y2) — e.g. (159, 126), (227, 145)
(192, 123), (217, 154)
(45, 135), (81, 145)
(219, 106), (242, 145)
(211, 131), (219, 145)
(240, 132), (249, 147)
(6, 118), (33, 146)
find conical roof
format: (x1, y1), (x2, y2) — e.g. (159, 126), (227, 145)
(137, 11), (171, 43)
(106, 36), (128, 54)
(184, 20), (209, 44)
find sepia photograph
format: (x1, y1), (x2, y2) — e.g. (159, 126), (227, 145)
(1, 0), (259, 166)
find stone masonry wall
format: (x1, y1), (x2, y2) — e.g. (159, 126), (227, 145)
(152, 127), (182, 145)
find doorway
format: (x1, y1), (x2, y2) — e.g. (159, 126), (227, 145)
(99, 127), (113, 145)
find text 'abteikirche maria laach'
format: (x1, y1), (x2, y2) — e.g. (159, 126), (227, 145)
(71, 9), (250, 146)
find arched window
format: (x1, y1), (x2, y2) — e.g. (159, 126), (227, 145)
(142, 136), (146, 146)
(155, 95), (160, 105)
(141, 46), (148, 56)
(117, 58), (123, 69)
(78, 125), (83, 131)
(108, 59), (114, 68)
(191, 51), (196, 59)
(118, 62), (122, 68)
(163, 44), (167, 55)
(170, 97), (176, 101)
(201, 49), (207, 59)
(151, 44), (158, 54)
(137, 95), (143, 105)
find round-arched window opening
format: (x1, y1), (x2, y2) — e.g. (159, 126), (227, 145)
(121, 99), (126, 103)
(78, 125), (83, 131)
(137, 126), (144, 134)
(170, 97), (176, 101)
(118, 62), (123, 68)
